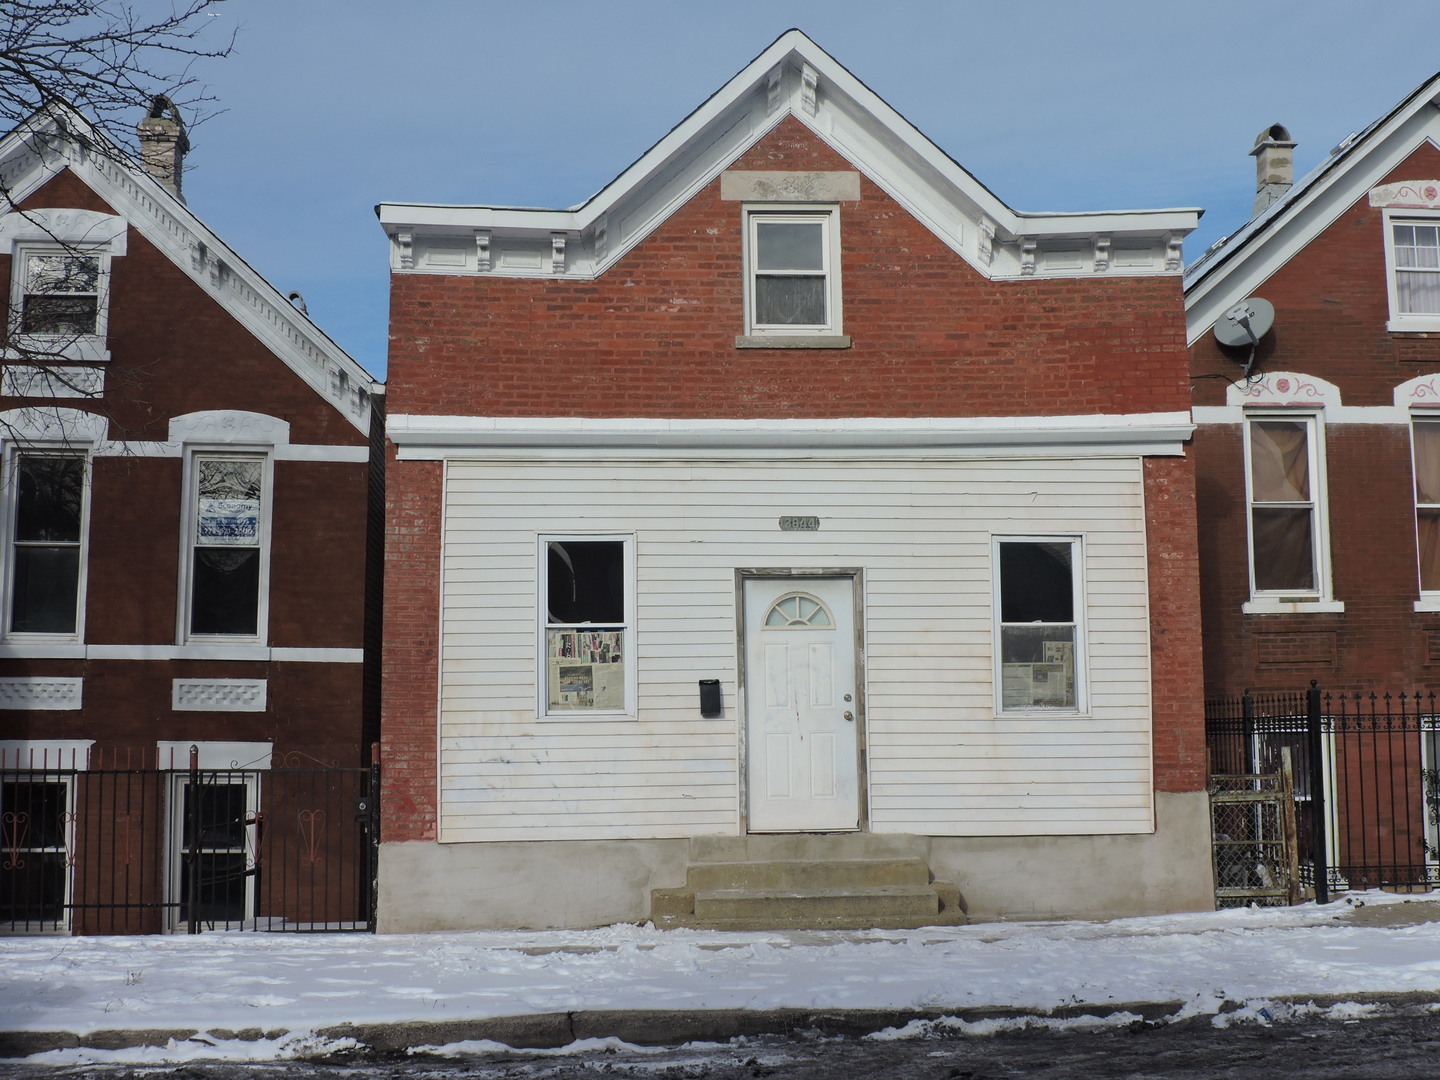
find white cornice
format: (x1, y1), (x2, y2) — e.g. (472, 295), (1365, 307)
(1185, 76), (1440, 343)
(0, 105), (380, 434)
(378, 31), (1197, 283)
(388, 412), (1194, 460)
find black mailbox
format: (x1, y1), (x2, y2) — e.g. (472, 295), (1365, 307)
(699, 679), (722, 718)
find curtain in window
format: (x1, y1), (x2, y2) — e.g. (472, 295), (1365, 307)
(1415, 421), (1440, 590)
(1250, 420), (1315, 591)
(1395, 223), (1440, 315)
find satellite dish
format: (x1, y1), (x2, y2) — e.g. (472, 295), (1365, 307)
(1214, 297), (1275, 348)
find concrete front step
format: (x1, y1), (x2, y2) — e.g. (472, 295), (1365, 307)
(686, 857), (931, 893)
(695, 884), (939, 922)
(690, 832), (927, 863)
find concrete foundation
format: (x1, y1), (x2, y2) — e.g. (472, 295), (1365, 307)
(377, 791), (1214, 932)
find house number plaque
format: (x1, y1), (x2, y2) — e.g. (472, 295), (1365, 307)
(779, 516), (820, 531)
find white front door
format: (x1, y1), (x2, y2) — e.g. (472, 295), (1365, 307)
(743, 576), (860, 832)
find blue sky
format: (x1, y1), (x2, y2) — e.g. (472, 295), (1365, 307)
(168, 1), (1440, 378)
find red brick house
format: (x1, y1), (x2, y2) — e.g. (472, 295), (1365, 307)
(0, 102), (382, 933)
(378, 31), (1210, 930)
(1186, 73), (1440, 888)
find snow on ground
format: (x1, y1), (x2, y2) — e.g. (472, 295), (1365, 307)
(3, 892), (1439, 1065)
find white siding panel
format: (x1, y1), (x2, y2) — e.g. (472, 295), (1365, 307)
(437, 456), (1156, 842)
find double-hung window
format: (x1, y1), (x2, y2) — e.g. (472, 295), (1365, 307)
(182, 453), (270, 640)
(1414, 417), (1440, 604)
(15, 248), (102, 338)
(995, 537), (1084, 713)
(1384, 215), (1440, 331)
(1244, 414), (1334, 607)
(540, 536), (633, 716)
(743, 208), (843, 340)
(5, 451), (87, 637)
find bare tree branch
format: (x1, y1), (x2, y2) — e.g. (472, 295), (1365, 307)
(0, 1), (234, 152)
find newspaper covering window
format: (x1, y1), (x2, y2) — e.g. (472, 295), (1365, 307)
(998, 540), (1078, 710)
(544, 540), (627, 712)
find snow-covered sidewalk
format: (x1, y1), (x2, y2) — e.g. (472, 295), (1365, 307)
(4, 893), (1440, 1065)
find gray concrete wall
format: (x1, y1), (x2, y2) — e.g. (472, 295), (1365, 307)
(377, 791), (1214, 932)
(927, 791), (1215, 921)
(378, 837), (690, 932)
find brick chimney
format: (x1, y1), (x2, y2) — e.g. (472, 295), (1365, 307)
(1250, 123), (1296, 218)
(136, 95), (189, 199)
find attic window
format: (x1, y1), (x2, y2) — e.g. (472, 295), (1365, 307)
(1383, 211), (1440, 332)
(738, 207), (848, 348)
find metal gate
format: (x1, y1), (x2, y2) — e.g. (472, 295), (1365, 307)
(1209, 751), (1300, 908)
(1, 749), (378, 935)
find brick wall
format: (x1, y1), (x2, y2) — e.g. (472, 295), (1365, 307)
(1190, 142), (1440, 696)
(381, 116), (1205, 827)
(1145, 456), (1206, 792)
(388, 118), (1191, 422)
(0, 167), (371, 764)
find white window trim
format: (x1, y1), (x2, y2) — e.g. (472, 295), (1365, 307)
(991, 535), (1088, 717)
(176, 446), (274, 646)
(741, 204), (843, 339)
(0, 209), (125, 367)
(1412, 413), (1440, 611)
(1241, 410), (1342, 614)
(1382, 209), (1440, 333)
(536, 533), (636, 719)
(7, 242), (113, 365)
(0, 420), (101, 645)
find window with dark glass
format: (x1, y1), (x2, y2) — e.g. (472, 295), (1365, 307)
(753, 216), (828, 327)
(189, 455), (263, 636)
(1247, 417), (1320, 594)
(998, 539), (1079, 711)
(543, 538), (628, 713)
(0, 779), (70, 928)
(19, 251), (101, 336)
(9, 453), (84, 635)
(1414, 418), (1440, 593)
(178, 780), (251, 924)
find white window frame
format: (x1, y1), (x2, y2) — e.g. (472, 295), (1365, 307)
(177, 448), (274, 645)
(537, 533), (636, 719)
(1, 442), (93, 645)
(1412, 413), (1440, 611)
(1241, 411), (1342, 613)
(0, 771), (78, 934)
(164, 771), (261, 932)
(741, 205), (843, 338)
(1383, 210), (1440, 333)
(992, 535), (1087, 716)
(0, 209), (125, 367)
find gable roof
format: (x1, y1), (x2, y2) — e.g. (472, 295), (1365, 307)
(1184, 70), (1440, 345)
(0, 104), (379, 434)
(378, 30), (1198, 283)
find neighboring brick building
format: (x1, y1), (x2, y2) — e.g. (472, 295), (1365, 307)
(0, 102), (382, 933)
(377, 31), (1211, 931)
(1186, 73), (1440, 888)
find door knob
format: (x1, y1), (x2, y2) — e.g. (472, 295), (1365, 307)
(843, 711), (854, 722)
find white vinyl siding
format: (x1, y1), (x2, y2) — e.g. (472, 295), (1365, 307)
(437, 456), (1154, 842)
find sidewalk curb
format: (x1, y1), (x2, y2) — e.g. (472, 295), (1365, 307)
(5, 991), (1440, 1059)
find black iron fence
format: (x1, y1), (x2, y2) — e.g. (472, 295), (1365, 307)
(1, 747), (378, 935)
(1206, 683), (1440, 901)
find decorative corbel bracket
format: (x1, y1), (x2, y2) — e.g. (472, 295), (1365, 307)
(977, 216), (996, 267)
(1093, 235), (1112, 273)
(551, 233), (567, 275)
(593, 216), (608, 264)
(1164, 233), (1183, 272)
(801, 63), (819, 117)
(474, 229), (491, 273)
(396, 230), (414, 271)
(766, 65), (783, 115)
(1019, 239), (1037, 277)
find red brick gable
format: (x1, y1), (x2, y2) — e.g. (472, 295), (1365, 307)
(1191, 141), (1440, 409)
(388, 117), (1190, 421)
(3, 169), (367, 446)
